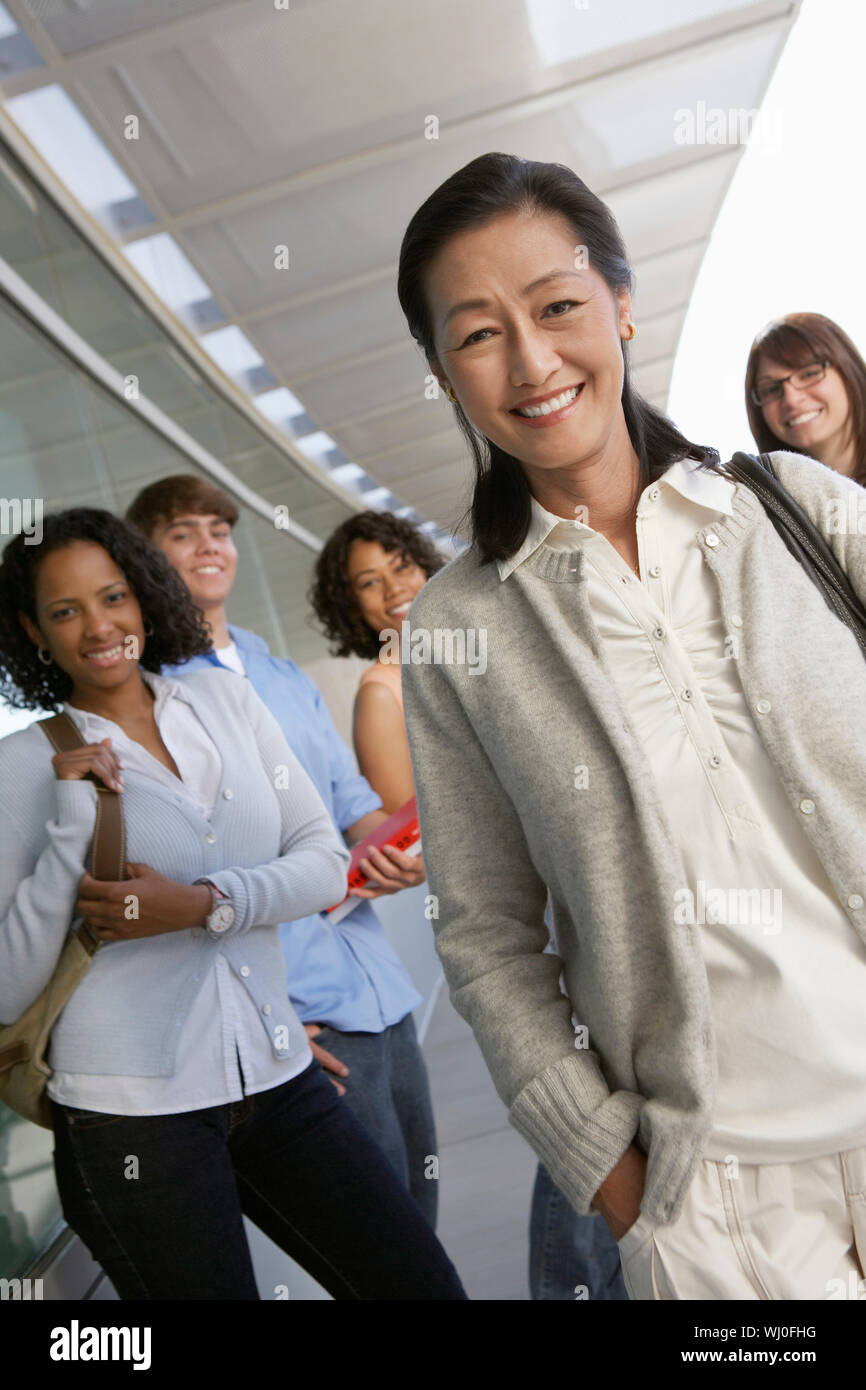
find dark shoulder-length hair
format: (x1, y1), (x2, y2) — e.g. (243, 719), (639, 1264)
(397, 152), (718, 563)
(0, 507), (213, 711)
(745, 312), (866, 486)
(309, 510), (445, 661)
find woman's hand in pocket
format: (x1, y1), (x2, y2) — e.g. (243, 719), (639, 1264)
(591, 1143), (648, 1241)
(75, 864), (212, 940)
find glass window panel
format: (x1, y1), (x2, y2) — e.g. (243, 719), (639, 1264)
(0, 141), (360, 590)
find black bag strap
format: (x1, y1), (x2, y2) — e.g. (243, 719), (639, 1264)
(721, 451), (866, 659)
(39, 712), (128, 956)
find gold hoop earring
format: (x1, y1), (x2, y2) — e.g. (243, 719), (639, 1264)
(624, 323), (636, 342)
(444, 383), (457, 404)
(37, 646), (53, 666)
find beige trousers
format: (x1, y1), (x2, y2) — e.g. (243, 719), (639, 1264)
(617, 1147), (866, 1300)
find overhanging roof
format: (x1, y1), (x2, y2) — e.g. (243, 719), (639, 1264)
(1, 0), (802, 535)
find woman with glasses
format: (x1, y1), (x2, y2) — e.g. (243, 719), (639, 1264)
(0, 508), (467, 1300)
(745, 312), (866, 486)
(395, 152), (866, 1301)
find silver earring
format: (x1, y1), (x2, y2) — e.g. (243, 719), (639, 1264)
(37, 647), (53, 666)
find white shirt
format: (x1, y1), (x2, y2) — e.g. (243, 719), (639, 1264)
(48, 670), (311, 1114)
(510, 457), (866, 1163)
(215, 641), (246, 675)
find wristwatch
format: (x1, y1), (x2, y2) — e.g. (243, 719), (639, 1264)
(196, 878), (236, 936)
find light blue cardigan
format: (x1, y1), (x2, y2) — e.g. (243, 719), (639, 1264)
(0, 668), (350, 1076)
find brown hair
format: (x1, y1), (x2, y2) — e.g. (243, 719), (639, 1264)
(126, 474), (240, 537)
(745, 313), (866, 486)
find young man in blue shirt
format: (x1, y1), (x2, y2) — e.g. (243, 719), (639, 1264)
(126, 476), (438, 1228)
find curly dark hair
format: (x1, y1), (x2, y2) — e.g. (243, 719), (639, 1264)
(0, 508), (213, 711)
(309, 511), (446, 660)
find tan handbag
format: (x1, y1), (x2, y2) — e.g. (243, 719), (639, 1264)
(0, 713), (127, 1128)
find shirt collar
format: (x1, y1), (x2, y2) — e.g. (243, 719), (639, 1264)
(496, 496), (572, 582)
(64, 668), (191, 732)
(143, 668), (192, 716)
(496, 456), (733, 581)
(227, 624), (270, 656)
(660, 456), (735, 517)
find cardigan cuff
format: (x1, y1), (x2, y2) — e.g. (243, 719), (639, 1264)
(509, 1054), (644, 1217)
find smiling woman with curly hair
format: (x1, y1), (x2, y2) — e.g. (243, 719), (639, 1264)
(308, 510), (445, 662)
(309, 511), (445, 812)
(0, 508), (212, 710)
(0, 505), (465, 1302)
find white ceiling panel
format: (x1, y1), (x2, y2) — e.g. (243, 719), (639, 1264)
(606, 151), (740, 263)
(252, 277), (409, 379)
(297, 343), (428, 426)
(630, 242), (707, 318)
(362, 429), (473, 487)
(633, 355), (677, 398)
(629, 307), (688, 369)
(174, 121), (581, 307)
(20, 0), (218, 56)
(339, 399), (453, 462)
(555, 23), (785, 178)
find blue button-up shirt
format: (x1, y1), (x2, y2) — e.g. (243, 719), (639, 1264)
(167, 625), (421, 1031)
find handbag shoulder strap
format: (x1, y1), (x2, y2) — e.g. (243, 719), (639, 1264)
(723, 450), (866, 656)
(38, 712), (128, 887)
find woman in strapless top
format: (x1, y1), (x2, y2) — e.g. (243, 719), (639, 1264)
(309, 510), (444, 813)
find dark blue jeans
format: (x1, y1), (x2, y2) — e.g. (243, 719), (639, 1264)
(51, 1056), (466, 1300)
(529, 1162), (628, 1300)
(311, 1012), (438, 1228)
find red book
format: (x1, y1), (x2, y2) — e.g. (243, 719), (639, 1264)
(325, 797), (421, 923)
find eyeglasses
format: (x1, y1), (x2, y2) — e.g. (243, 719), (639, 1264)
(751, 360), (832, 407)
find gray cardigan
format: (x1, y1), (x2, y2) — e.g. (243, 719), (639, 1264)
(401, 449), (866, 1227)
(0, 668), (350, 1076)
